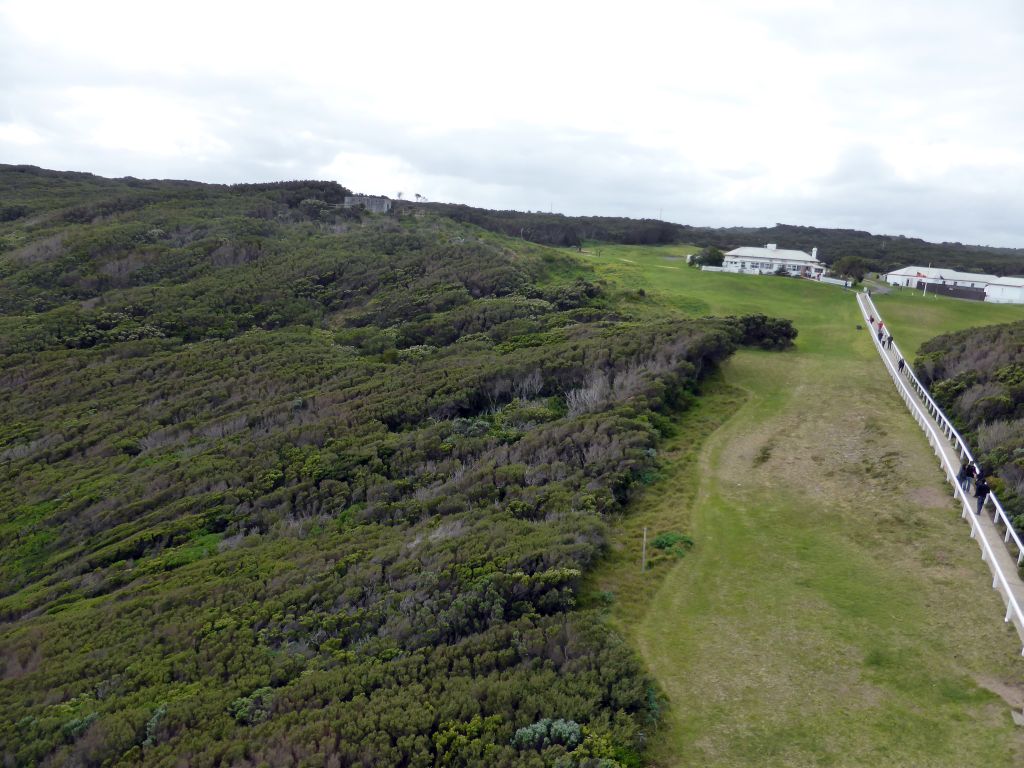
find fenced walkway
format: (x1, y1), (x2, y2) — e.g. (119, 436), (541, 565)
(858, 292), (1024, 655)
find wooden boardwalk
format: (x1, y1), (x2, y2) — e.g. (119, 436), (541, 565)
(859, 292), (1024, 654)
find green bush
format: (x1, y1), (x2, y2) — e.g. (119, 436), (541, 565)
(511, 718), (583, 750)
(652, 532), (694, 557)
(229, 687), (274, 725)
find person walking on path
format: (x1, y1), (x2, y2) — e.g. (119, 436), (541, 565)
(956, 459), (973, 492)
(974, 475), (990, 515)
(886, 333), (894, 350)
(897, 357), (905, 373)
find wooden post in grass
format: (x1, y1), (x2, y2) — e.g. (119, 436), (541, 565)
(641, 527), (647, 573)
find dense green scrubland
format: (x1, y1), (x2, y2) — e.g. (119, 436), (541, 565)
(0, 166), (795, 767)
(915, 320), (1024, 536)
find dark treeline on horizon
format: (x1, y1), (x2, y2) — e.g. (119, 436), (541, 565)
(5, 165), (1022, 275)
(414, 202), (1024, 277)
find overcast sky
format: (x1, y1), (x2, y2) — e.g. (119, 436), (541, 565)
(2, 0), (1024, 246)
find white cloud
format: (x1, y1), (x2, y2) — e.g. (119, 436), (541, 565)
(54, 87), (231, 158)
(2, 0), (1023, 245)
(318, 151), (423, 198)
(0, 121), (43, 145)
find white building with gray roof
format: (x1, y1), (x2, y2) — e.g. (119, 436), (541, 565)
(883, 265), (1024, 303)
(719, 243), (825, 278)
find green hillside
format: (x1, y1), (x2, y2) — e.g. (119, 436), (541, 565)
(4, 166), (1024, 768)
(0, 166), (796, 767)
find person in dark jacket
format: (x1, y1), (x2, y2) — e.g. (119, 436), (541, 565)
(897, 357), (905, 373)
(956, 459), (972, 492)
(974, 476), (990, 515)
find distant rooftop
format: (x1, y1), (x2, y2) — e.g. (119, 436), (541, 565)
(885, 265), (1000, 284)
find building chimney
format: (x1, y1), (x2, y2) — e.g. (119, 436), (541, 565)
(767, 243), (777, 250)
(812, 247), (818, 259)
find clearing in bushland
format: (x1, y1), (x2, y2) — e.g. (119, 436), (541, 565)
(586, 245), (1024, 767)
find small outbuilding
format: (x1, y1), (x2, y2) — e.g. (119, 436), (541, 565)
(985, 278), (1024, 304)
(343, 195), (392, 213)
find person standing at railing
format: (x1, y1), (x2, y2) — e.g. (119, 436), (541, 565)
(957, 459), (972, 492)
(974, 475), (991, 515)
(886, 333), (894, 350)
(967, 462), (980, 492)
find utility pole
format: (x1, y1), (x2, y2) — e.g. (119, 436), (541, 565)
(641, 527), (648, 572)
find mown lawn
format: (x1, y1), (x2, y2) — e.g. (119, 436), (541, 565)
(582, 245), (1024, 767)
(872, 288), (1024, 361)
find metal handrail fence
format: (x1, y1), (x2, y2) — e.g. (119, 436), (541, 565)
(858, 292), (1024, 651)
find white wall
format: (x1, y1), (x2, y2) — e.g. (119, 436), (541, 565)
(986, 285), (1024, 304)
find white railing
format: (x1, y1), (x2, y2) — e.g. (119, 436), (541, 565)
(819, 276), (852, 288)
(858, 292), (1024, 652)
(861, 294), (1024, 564)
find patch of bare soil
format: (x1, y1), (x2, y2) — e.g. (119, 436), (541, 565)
(975, 674), (1024, 709)
(905, 485), (956, 510)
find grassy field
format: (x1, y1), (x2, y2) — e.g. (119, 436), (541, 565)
(581, 245), (1024, 766)
(872, 288), (1024, 361)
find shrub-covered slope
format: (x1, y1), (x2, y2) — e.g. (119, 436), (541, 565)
(916, 321), (1024, 534)
(0, 166), (795, 767)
